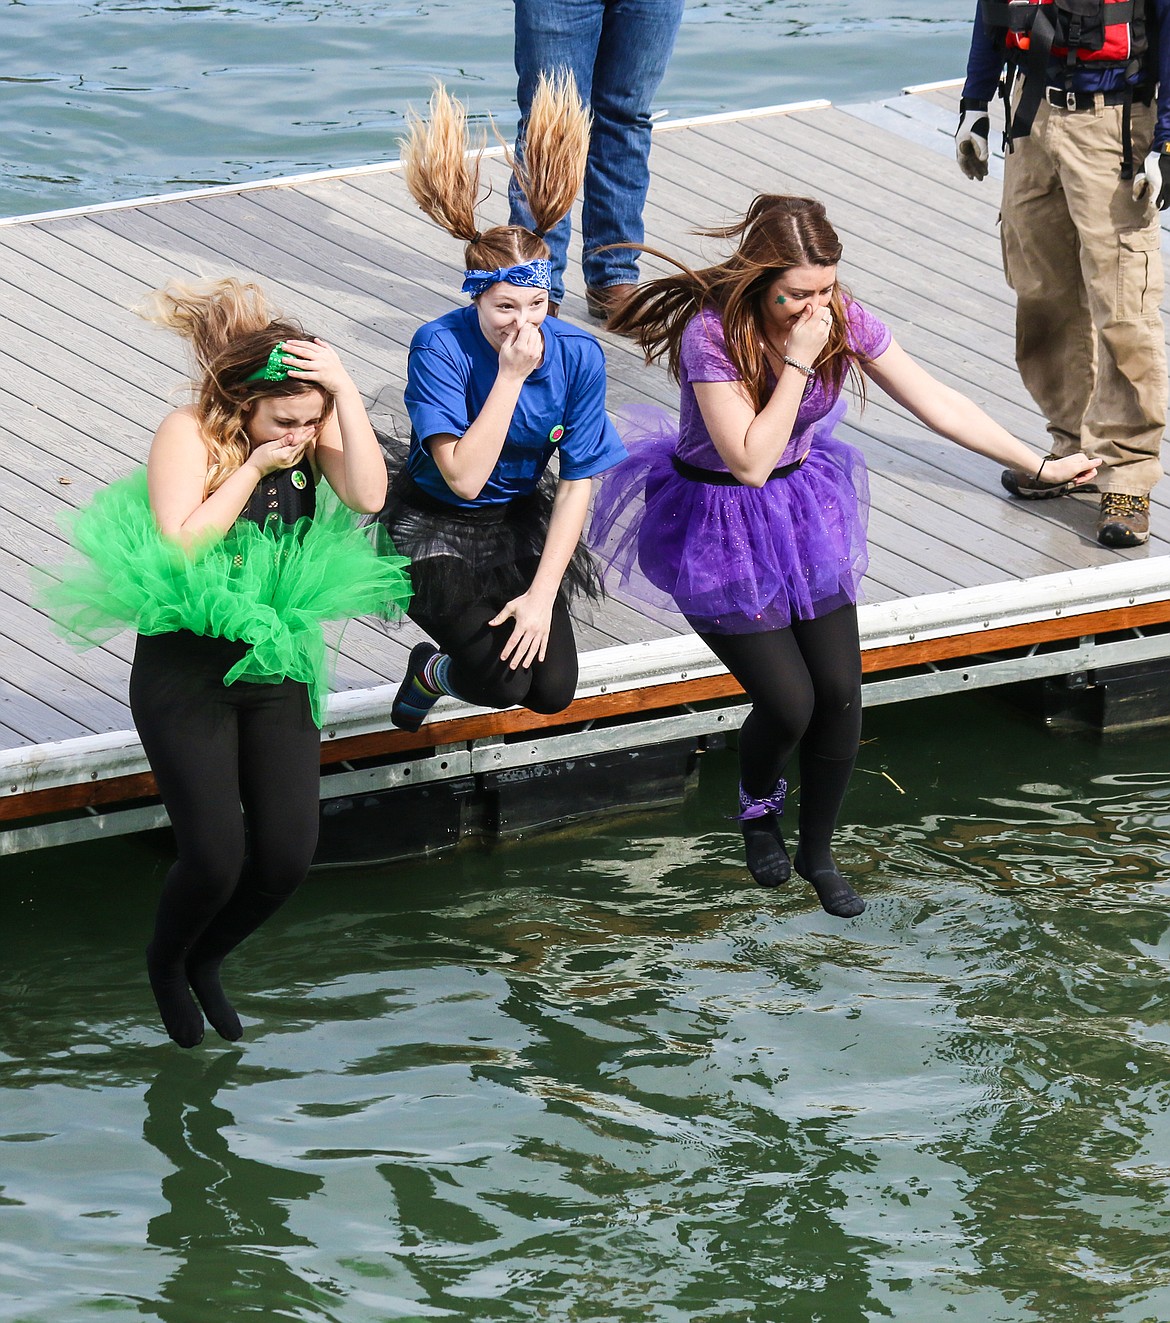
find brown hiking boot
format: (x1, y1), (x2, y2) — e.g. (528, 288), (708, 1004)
(1096, 493), (1150, 548)
(585, 283), (636, 321)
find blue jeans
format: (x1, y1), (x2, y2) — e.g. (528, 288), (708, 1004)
(509, 0), (685, 303)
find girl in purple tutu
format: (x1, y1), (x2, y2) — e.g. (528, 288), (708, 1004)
(590, 194), (1098, 917)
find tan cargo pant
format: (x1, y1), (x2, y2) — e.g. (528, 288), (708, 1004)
(1000, 95), (1166, 495)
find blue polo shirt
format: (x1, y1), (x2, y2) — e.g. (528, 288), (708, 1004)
(404, 305), (627, 508)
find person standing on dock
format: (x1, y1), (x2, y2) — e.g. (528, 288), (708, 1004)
(43, 279), (411, 1047)
(508, 0), (685, 321)
(589, 194), (1099, 917)
(956, 0), (1170, 548)
(378, 75), (626, 733)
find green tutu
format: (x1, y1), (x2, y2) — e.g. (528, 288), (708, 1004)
(41, 468), (413, 727)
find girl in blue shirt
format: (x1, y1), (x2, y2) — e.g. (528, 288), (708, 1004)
(380, 75), (626, 729)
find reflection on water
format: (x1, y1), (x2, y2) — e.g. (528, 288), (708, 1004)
(145, 1051), (326, 1320)
(2, 694), (1170, 1321)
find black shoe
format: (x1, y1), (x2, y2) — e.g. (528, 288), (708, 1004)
(391, 642), (441, 732)
(1096, 493), (1150, 548)
(1001, 459), (1079, 500)
(793, 850), (866, 918)
(585, 283), (636, 321)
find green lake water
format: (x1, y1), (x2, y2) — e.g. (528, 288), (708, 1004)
(4, 694), (1170, 1321)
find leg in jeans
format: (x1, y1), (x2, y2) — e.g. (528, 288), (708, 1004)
(510, 0), (606, 303)
(184, 679), (321, 1042)
(509, 0), (684, 299)
(581, 0), (684, 291)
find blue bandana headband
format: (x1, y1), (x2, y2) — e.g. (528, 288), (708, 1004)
(461, 258), (552, 300)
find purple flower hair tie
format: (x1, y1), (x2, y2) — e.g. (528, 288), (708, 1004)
(733, 779), (787, 821)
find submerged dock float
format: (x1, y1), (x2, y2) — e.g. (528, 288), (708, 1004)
(3, 83), (1169, 857)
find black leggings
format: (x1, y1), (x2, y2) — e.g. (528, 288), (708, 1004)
(130, 631), (320, 987)
(411, 588), (579, 715)
(696, 605), (862, 855)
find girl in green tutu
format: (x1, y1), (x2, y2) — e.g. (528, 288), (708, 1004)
(44, 278), (411, 1047)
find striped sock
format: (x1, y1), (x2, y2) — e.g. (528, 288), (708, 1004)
(421, 651), (457, 697)
(392, 644), (452, 732)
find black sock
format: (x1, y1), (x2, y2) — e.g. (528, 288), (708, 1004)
(184, 885), (295, 1042)
(146, 943), (205, 1048)
(795, 753), (865, 918)
(793, 848), (866, 918)
(184, 955), (242, 1043)
(736, 780), (790, 887)
(743, 815), (791, 887)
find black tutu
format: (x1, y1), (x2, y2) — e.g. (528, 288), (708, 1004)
(376, 448), (601, 621)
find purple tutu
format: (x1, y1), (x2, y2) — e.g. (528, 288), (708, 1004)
(589, 397), (868, 634)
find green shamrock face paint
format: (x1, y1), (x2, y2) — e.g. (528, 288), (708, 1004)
(775, 295), (787, 305)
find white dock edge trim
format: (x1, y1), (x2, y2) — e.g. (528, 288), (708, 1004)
(901, 78), (965, 95)
(0, 149), (496, 229)
(859, 556), (1170, 646)
(0, 100), (831, 229)
(652, 100), (831, 132)
(3, 558), (1169, 800)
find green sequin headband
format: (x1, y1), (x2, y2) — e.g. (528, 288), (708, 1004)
(244, 342), (290, 383)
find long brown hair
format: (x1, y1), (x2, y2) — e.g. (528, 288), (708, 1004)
(140, 277), (334, 494)
(399, 72), (589, 275)
(608, 194), (867, 410)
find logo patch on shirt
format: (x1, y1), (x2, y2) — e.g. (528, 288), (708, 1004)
(549, 424), (565, 443)
(291, 470), (308, 489)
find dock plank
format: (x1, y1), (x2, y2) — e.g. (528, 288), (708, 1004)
(0, 675), (99, 745)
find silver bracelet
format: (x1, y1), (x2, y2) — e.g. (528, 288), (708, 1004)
(782, 355), (815, 378)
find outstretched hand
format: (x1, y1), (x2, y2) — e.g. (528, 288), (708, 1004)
(1038, 453), (1102, 487)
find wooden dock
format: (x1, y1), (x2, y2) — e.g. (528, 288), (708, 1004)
(4, 84), (1170, 855)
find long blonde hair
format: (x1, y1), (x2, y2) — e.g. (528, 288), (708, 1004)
(399, 72), (589, 273)
(140, 277), (334, 494)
